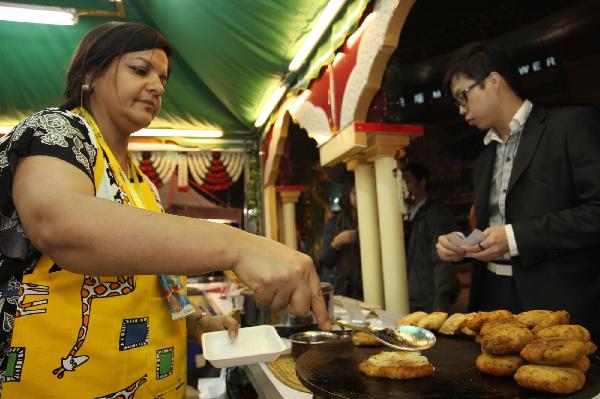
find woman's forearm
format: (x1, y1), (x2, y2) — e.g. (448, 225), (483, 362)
(39, 192), (241, 276)
(13, 155), (240, 276)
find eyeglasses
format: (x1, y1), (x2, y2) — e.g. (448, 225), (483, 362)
(453, 76), (487, 108)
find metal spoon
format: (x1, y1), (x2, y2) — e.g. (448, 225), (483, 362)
(334, 319), (436, 351)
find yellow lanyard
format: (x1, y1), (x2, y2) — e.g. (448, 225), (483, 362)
(73, 107), (193, 319)
(126, 160), (146, 208)
(75, 107), (146, 209)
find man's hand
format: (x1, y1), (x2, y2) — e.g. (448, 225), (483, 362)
(462, 225), (509, 261)
(331, 229), (357, 250)
(436, 232), (466, 261)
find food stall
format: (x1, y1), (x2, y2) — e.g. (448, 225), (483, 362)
(195, 275), (600, 398)
(3, 0), (600, 398)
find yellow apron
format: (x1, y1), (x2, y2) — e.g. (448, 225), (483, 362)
(2, 109), (186, 398)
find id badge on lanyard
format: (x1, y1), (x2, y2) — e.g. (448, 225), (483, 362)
(77, 107), (194, 320)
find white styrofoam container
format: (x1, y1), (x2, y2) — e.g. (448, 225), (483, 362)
(202, 325), (286, 368)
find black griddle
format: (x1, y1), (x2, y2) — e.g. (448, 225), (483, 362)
(296, 335), (600, 399)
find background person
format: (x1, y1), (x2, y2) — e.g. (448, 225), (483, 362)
(319, 181), (362, 300)
(403, 162), (460, 313)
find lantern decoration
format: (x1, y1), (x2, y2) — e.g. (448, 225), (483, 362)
(132, 151), (247, 192)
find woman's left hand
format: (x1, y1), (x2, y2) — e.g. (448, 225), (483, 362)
(188, 312), (240, 342)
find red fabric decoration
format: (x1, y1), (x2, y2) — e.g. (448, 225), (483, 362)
(137, 152), (162, 188)
(202, 152), (232, 191)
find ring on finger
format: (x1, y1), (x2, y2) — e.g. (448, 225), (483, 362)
(478, 242), (485, 251)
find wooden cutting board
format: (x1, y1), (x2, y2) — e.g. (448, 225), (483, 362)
(296, 335), (600, 399)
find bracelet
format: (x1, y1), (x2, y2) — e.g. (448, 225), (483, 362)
(186, 311), (211, 340)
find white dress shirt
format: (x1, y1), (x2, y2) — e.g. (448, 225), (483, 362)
(483, 99), (533, 258)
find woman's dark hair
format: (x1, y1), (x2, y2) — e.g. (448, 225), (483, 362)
(443, 41), (521, 97)
(62, 21), (173, 110)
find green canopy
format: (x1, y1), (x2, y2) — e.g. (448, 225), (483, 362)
(0, 0), (369, 138)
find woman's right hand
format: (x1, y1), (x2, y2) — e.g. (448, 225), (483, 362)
(231, 233), (331, 331)
(436, 232), (466, 262)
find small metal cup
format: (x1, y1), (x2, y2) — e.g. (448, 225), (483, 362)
(288, 331), (338, 359)
(332, 319), (370, 340)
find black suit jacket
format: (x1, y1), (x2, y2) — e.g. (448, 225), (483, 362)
(469, 105), (600, 341)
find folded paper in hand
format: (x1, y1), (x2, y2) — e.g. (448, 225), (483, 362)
(449, 229), (486, 246)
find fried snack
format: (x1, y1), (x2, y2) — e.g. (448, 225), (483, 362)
(395, 311), (428, 326)
(476, 317), (526, 345)
(456, 313), (479, 337)
(586, 341), (597, 355)
(352, 331), (382, 346)
(520, 338), (587, 366)
(475, 352), (526, 377)
(566, 356), (591, 373)
(461, 326), (478, 337)
(417, 312), (448, 331)
(467, 310), (514, 333)
(481, 325), (534, 355)
(439, 313), (469, 335)
(480, 319), (527, 337)
(358, 350), (434, 379)
(531, 310), (570, 333)
(465, 312), (487, 332)
(514, 365), (585, 394)
(515, 310), (553, 329)
(536, 324), (590, 342)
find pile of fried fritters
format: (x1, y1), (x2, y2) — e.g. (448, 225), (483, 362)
(353, 309), (597, 394)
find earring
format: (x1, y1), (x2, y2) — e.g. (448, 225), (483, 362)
(80, 82), (92, 110)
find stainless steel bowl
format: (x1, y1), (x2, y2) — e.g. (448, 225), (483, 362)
(288, 331), (338, 359)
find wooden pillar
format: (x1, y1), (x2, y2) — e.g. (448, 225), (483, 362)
(347, 157), (384, 307)
(263, 185), (278, 241)
(276, 186), (304, 249)
(318, 122), (421, 313)
(366, 134), (410, 315)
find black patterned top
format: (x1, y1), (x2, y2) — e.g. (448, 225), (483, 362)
(0, 108), (98, 384)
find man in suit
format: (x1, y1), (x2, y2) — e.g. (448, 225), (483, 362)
(435, 42), (600, 342)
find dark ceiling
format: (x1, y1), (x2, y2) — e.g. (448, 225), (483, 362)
(388, 0), (600, 87)
(379, 0), (600, 164)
